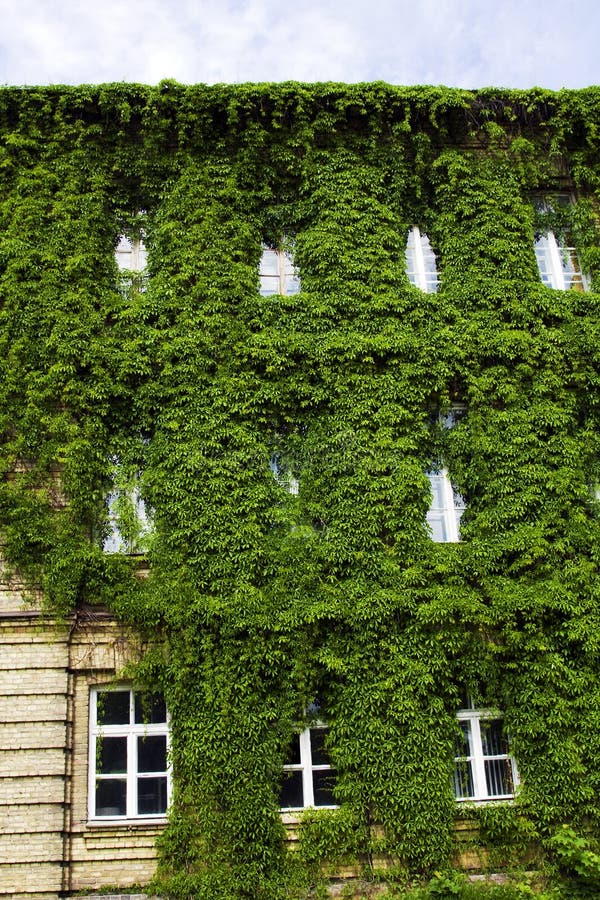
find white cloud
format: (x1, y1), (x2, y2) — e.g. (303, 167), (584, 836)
(0, 0), (598, 88)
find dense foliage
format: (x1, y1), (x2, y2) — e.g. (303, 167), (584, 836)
(2, 83), (600, 897)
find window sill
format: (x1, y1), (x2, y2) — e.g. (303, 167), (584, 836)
(87, 816), (168, 828)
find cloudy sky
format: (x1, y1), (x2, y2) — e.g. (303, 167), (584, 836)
(0, 0), (598, 89)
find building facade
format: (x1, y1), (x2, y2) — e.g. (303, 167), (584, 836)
(2, 84), (600, 898)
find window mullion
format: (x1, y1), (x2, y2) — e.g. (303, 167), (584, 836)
(441, 469), (458, 542)
(470, 716), (486, 800)
(547, 232), (566, 290)
(413, 227), (428, 291)
(300, 729), (314, 808)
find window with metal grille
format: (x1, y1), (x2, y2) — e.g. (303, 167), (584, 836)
(533, 198), (588, 291)
(426, 469), (465, 542)
(405, 226), (439, 293)
(534, 232), (587, 291)
(454, 703), (517, 802)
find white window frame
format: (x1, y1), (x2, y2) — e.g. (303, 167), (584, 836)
(454, 706), (518, 803)
(405, 226), (439, 293)
(426, 468), (465, 543)
(280, 722), (337, 811)
(259, 246), (300, 296)
(88, 687), (170, 821)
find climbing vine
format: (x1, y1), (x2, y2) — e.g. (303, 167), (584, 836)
(2, 84), (600, 897)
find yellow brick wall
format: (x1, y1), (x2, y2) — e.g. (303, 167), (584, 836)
(0, 610), (70, 899)
(0, 589), (163, 899)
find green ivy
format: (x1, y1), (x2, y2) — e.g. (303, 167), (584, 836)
(2, 83), (600, 897)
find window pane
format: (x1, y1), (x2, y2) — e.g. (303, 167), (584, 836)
(480, 720), (507, 756)
(313, 769), (336, 806)
(284, 273), (301, 294)
(427, 511), (448, 542)
(485, 758), (512, 797)
(259, 275), (280, 296)
(98, 736), (128, 774)
(453, 759), (474, 799)
(260, 249), (280, 275)
(134, 693), (167, 724)
(454, 722), (472, 757)
(115, 236), (133, 270)
(138, 735), (167, 773)
(535, 236), (553, 286)
(137, 776), (168, 815)
(279, 770), (304, 808)
(310, 728), (330, 766)
(428, 475), (445, 507)
(97, 691), (130, 725)
(95, 778), (127, 816)
(283, 733), (301, 766)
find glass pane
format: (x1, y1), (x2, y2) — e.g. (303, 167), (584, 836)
(283, 733), (301, 766)
(134, 693), (167, 724)
(138, 735), (167, 773)
(97, 691), (130, 725)
(535, 236), (553, 287)
(98, 736), (127, 774)
(115, 236), (133, 270)
(260, 249), (279, 276)
(405, 229), (418, 284)
(279, 770), (304, 808)
(481, 719), (506, 756)
(421, 235), (439, 292)
(428, 474), (445, 507)
(454, 722), (472, 757)
(95, 778), (126, 816)
(426, 511), (448, 542)
(137, 243), (148, 270)
(137, 776), (168, 815)
(485, 758), (513, 797)
(313, 768), (336, 806)
(260, 275), (280, 296)
(453, 758), (473, 799)
(310, 728), (330, 766)
(285, 273), (301, 294)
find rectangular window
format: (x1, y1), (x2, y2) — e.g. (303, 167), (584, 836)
(89, 687), (169, 820)
(454, 705), (517, 802)
(102, 458), (153, 554)
(426, 469), (465, 542)
(534, 232), (587, 291)
(269, 453), (299, 496)
(115, 235), (148, 295)
(279, 723), (336, 810)
(533, 198), (587, 291)
(259, 246), (300, 296)
(103, 485), (152, 554)
(405, 226), (439, 293)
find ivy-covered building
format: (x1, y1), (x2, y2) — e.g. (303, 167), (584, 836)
(2, 83), (600, 899)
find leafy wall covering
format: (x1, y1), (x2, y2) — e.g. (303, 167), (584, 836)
(2, 83), (600, 896)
